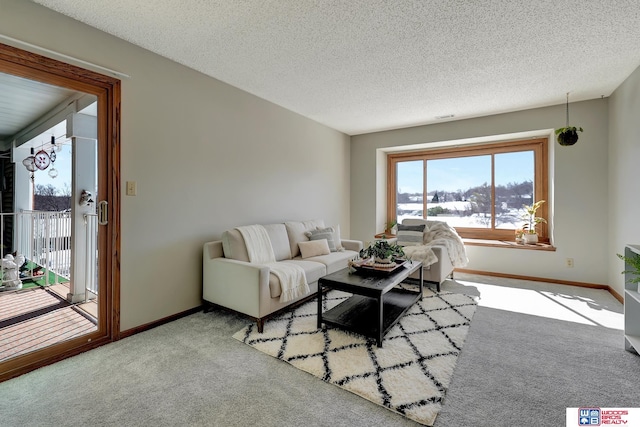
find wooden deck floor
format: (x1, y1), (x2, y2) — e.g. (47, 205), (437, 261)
(0, 285), (97, 362)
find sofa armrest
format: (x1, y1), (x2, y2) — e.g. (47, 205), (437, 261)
(203, 243), (270, 318)
(204, 240), (224, 260)
(341, 239), (363, 252)
(422, 245), (454, 284)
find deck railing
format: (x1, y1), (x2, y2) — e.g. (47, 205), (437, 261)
(17, 210), (72, 282)
(0, 210), (98, 297)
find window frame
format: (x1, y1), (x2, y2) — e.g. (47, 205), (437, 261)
(387, 138), (549, 242)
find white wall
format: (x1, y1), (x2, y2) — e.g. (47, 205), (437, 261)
(1, 0), (351, 331)
(608, 64), (640, 297)
(351, 99), (610, 285)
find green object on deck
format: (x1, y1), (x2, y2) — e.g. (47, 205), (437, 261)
(19, 261), (69, 289)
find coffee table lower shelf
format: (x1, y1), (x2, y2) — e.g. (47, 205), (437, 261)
(320, 288), (420, 346)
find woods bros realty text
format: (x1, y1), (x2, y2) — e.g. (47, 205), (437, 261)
(567, 408), (639, 425)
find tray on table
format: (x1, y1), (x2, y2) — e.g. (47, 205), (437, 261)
(349, 259), (408, 276)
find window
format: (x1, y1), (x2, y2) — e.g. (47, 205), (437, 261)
(388, 138), (549, 242)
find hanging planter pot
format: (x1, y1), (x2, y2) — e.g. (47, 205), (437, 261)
(556, 92), (583, 146)
(555, 126), (583, 146)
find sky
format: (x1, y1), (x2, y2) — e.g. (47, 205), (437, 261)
(28, 121), (72, 195)
(33, 144), (72, 193)
(397, 151), (534, 194)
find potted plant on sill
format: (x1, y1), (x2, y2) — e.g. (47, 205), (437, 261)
(521, 200), (546, 244)
(385, 219), (398, 235)
(359, 239), (405, 264)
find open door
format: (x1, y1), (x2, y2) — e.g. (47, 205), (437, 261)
(0, 42), (120, 382)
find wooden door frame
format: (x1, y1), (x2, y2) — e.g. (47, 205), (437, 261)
(0, 42), (121, 382)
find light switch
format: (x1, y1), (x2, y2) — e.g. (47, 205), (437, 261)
(126, 181), (137, 196)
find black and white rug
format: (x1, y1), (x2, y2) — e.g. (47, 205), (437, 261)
(233, 288), (478, 426)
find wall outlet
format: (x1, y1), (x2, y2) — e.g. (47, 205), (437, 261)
(565, 258), (574, 268)
(126, 181), (137, 196)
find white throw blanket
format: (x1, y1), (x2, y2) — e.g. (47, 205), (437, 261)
(236, 225), (309, 303)
(402, 245), (438, 267)
(425, 222), (469, 268)
(402, 222), (469, 268)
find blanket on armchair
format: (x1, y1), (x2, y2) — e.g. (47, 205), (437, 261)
(426, 221), (469, 267)
(402, 221), (468, 268)
(236, 225), (309, 303)
(402, 245), (439, 267)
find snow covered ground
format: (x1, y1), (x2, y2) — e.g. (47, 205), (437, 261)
(397, 201), (526, 229)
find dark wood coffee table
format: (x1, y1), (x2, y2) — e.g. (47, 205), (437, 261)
(317, 260), (423, 347)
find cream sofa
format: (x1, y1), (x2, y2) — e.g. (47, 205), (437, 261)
(391, 218), (468, 291)
(202, 219), (362, 332)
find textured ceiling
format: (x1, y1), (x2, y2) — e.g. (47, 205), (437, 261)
(33, 0), (640, 135)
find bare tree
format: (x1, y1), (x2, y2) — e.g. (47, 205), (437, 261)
(35, 184), (57, 197)
(34, 184), (71, 211)
(61, 182), (72, 197)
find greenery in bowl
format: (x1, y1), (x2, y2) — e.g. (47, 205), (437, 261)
(556, 126), (583, 134)
(555, 126), (583, 146)
(617, 252), (640, 284)
(360, 240), (405, 262)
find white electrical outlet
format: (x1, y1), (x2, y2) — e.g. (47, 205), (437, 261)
(126, 181), (137, 196)
(566, 258), (574, 268)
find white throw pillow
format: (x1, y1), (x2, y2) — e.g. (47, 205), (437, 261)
(299, 239), (331, 259)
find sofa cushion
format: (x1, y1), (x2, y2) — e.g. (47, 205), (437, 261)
(305, 227), (337, 251)
(328, 224), (344, 251)
(302, 250), (358, 275)
(222, 224), (291, 262)
(221, 229), (250, 262)
(269, 260), (326, 298)
(262, 223), (292, 261)
(396, 223), (426, 246)
(285, 219), (325, 258)
(299, 239), (331, 259)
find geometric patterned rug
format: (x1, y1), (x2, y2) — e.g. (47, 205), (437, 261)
(233, 288), (478, 426)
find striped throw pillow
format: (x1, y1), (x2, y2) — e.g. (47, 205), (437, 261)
(305, 227), (337, 252)
(396, 224), (426, 246)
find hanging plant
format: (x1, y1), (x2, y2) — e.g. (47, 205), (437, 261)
(555, 126), (583, 146)
(556, 92), (583, 146)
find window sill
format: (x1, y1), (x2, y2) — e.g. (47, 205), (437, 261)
(462, 238), (556, 251)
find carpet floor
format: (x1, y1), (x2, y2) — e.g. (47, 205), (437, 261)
(233, 288), (478, 425)
(0, 273), (636, 427)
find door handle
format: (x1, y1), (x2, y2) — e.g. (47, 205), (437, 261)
(98, 200), (108, 225)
